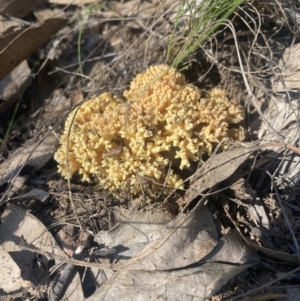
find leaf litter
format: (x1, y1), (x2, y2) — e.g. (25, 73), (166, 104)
(0, 0), (300, 300)
(0, 203), (84, 300)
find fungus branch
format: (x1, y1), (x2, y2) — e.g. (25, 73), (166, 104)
(55, 65), (244, 196)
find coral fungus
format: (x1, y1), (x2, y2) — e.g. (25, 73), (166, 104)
(54, 65), (244, 196)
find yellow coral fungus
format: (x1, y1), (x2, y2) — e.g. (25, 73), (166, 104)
(54, 65), (244, 196)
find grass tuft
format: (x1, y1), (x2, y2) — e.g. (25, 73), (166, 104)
(168, 0), (244, 68)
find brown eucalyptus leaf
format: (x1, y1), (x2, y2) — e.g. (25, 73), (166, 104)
(0, 18), (67, 82)
(0, 0), (45, 18)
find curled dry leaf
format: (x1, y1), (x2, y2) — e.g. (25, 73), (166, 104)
(238, 230), (299, 265)
(206, 230), (259, 264)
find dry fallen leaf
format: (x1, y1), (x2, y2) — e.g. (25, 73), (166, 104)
(0, 134), (57, 206)
(108, 1), (159, 19)
(230, 179), (273, 248)
(87, 263), (254, 301)
(0, 16), (33, 111)
(254, 94), (300, 190)
(95, 210), (170, 259)
(181, 144), (263, 207)
(95, 202), (218, 271)
(10, 188), (49, 202)
(239, 230), (299, 265)
(0, 245), (29, 294)
(0, 17), (67, 85)
(0, 203), (85, 300)
(0, 134), (57, 184)
(49, 0), (96, 4)
(206, 230), (259, 264)
(273, 43), (300, 91)
(0, 60), (32, 108)
(6, 205), (257, 300)
(91, 207), (257, 301)
(0, 0), (45, 18)
(34, 7), (67, 21)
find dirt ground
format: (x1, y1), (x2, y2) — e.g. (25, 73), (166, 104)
(0, 1), (300, 300)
